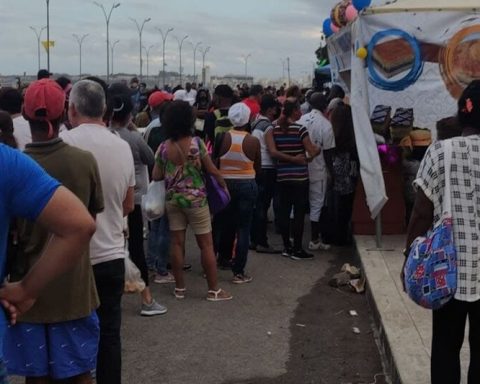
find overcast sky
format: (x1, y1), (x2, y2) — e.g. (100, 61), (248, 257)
(0, 0), (384, 80)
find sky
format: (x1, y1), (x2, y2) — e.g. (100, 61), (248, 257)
(0, 0), (380, 80)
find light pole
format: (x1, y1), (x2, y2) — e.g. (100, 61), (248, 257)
(143, 44), (155, 82)
(287, 56), (291, 87)
(30, 26), (47, 71)
(111, 39), (119, 77)
(93, 1), (121, 83)
(46, 0), (50, 71)
(72, 34), (89, 79)
(130, 17), (151, 80)
(156, 27), (174, 89)
(200, 46), (210, 85)
(189, 41), (202, 83)
(242, 53), (252, 78)
(174, 35), (189, 86)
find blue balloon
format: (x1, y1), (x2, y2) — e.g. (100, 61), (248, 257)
(323, 18), (333, 37)
(353, 0), (372, 11)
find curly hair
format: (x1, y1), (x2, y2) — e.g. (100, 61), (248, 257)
(163, 101), (195, 141)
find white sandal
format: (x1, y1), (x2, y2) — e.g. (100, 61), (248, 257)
(206, 288), (233, 302)
(174, 287), (186, 299)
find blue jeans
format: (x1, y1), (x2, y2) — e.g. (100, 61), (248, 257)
(146, 215), (170, 275)
(216, 179), (258, 275)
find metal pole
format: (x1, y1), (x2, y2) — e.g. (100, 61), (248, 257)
(190, 42), (202, 83)
(30, 26), (47, 71)
(111, 39), (119, 77)
(201, 46), (210, 85)
(73, 34), (88, 79)
(143, 45), (154, 82)
(130, 17), (151, 81)
(287, 57), (291, 87)
(93, 2), (120, 83)
(175, 35), (188, 86)
(243, 53), (251, 77)
(375, 212), (383, 249)
(46, 0), (50, 72)
(156, 27), (174, 89)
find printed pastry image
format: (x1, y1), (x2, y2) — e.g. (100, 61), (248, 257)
(372, 38), (415, 78)
(390, 108), (414, 143)
(400, 128), (432, 148)
(370, 105), (392, 137)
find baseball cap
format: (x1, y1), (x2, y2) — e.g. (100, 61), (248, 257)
(37, 69), (52, 80)
(23, 79), (65, 137)
(228, 102), (251, 127)
(148, 91), (173, 108)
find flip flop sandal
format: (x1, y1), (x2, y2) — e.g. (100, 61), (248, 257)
(174, 287), (186, 299)
(206, 288), (233, 302)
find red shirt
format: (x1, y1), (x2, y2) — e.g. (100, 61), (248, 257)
(242, 98), (260, 120)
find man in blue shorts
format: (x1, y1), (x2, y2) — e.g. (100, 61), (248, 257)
(3, 79), (104, 384)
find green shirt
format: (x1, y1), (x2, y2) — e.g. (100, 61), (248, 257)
(12, 139), (104, 323)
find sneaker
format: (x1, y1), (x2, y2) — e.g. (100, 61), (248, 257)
(290, 249), (314, 260)
(308, 240), (331, 251)
(232, 274), (253, 284)
(282, 248), (294, 258)
(256, 245), (281, 254)
(140, 300), (168, 316)
(154, 272), (175, 284)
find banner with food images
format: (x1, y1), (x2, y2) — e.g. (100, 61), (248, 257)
(344, 10), (480, 218)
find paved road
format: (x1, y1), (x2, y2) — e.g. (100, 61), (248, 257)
(121, 232), (387, 384)
(8, 230), (387, 384)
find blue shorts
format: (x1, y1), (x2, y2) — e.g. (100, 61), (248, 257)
(3, 312), (99, 380)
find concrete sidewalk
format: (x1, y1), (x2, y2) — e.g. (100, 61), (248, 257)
(355, 235), (469, 384)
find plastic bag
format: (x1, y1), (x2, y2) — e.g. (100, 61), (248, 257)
(124, 247), (146, 294)
(141, 180), (166, 221)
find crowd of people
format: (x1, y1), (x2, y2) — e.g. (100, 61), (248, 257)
(0, 68), (357, 383)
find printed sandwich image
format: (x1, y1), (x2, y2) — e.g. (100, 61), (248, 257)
(372, 38), (415, 78)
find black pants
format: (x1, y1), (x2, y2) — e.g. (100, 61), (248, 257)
(431, 298), (480, 384)
(128, 204), (149, 286)
(333, 191), (355, 246)
(93, 258), (125, 384)
(251, 168), (277, 247)
(277, 181), (309, 251)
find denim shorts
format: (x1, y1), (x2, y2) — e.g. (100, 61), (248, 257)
(3, 311), (99, 380)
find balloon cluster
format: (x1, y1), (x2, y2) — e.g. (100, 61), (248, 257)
(322, 0), (372, 38)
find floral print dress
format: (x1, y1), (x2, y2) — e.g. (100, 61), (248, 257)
(155, 137), (208, 208)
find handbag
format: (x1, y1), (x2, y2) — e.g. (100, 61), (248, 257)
(141, 180), (166, 221)
(404, 140), (457, 310)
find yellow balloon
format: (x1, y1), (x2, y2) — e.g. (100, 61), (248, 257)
(356, 47), (368, 59)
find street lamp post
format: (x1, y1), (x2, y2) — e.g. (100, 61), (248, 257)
(93, 1), (121, 83)
(156, 27), (173, 90)
(72, 33), (89, 79)
(46, 0), (50, 71)
(242, 53), (252, 78)
(200, 46), (210, 85)
(111, 39), (119, 77)
(130, 17), (151, 81)
(189, 41), (202, 83)
(143, 44), (154, 82)
(30, 26), (47, 71)
(174, 35), (189, 87)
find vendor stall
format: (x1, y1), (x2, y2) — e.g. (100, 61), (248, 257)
(325, 0), (480, 234)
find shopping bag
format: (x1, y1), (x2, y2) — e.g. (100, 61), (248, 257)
(141, 180), (166, 221)
(124, 247), (146, 294)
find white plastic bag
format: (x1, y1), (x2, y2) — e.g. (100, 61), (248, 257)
(124, 246), (146, 294)
(141, 180), (166, 221)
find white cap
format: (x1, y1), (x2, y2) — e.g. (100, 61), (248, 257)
(228, 102), (251, 127)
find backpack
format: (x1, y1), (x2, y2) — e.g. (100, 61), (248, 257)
(251, 117), (272, 133)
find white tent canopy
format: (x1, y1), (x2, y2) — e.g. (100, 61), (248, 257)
(366, 0), (480, 13)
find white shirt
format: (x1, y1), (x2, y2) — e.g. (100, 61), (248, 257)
(60, 123), (136, 265)
(297, 109), (335, 182)
(251, 116), (274, 169)
(174, 89), (197, 106)
(12, 115), (32, 150)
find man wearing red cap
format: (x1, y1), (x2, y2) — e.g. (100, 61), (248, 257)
(3, 79), (104, 384)
(143, 91), (173, 154)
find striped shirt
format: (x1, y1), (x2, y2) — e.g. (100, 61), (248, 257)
(273, 123), (309, 182)
(219, 131), (255, 179)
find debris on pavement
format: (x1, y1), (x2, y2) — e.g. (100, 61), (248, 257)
(352, 327), (361, 334)
(296, 323), (306, 328)
(328, 263), (365, 294)
(349, 310), (358, 317)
